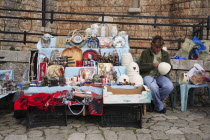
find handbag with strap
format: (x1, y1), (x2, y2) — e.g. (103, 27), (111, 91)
(88, 98), (103, 115)
(63, 89), (93, 115)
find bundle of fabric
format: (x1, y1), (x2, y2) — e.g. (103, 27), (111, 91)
(14, 95), (29, 111)
(14, 91), (67, 111)
(175, 37), (209, 60)
(175, 38), (195, 59)
(27, 93), (52, 110)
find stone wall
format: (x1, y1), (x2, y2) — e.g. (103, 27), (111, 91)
(0, 0), (43, 50)
(0, 50), (30, 82)
(0, 0), (210, 54)
(0, 0), (210, 73)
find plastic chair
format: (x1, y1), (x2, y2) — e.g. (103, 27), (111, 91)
(179, 83), (210, 112)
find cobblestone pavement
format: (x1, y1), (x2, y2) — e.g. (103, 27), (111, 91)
(0, 106), (210, 140)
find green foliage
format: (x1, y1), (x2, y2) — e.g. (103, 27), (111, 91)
(9, 46), (16, 51)
(9, 46), (20, 51)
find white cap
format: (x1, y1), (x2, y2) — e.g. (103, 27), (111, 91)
(158, 62), (171, 75)
(129, 74), (143, 85)
(117, 74), (129, 83)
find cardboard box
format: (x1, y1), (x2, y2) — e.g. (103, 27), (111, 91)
(103, 86), (152, 104)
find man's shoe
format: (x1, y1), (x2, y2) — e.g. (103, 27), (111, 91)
(156, 108), (166, 114)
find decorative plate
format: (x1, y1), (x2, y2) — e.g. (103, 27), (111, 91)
(72, 34), (83, 44)
(66, 29), (88, 48)
(112, 36), (126, 48)
(99, 37), (113, 48)
(87, 37), (100, 48)
(61, 46), (83, 67)
(83, 50), (98, 60)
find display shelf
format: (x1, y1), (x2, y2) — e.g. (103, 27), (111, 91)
(64, 66), (127, 78)
(37, 35), (130, 49)
(32, 34), (151, 105)
(23, 86), (103, 95)
(37, 47), (129, 66)
(23, 85), (141, 94)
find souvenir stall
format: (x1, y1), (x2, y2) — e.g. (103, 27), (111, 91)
(0, 70), (17, 110)
(15, 24), (152, 128)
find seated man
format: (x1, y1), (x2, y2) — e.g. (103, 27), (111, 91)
(138, 35), (174, 113)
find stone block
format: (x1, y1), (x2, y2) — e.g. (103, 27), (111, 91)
(203, 61), (210, 71)
(130, 48), (137, 54)
(17, 51), (30, 62)
(128, 8), (141, 13)
(137, 49), (142, 53)
(0, 50), (30, 63)
(189, 60), (204, 68)
(179, 60), (191, 70)
(0, 50), (18, 62)
(1, 62), (29, 82)
(169, 70), (177, 83)
(4, 135), (27, 140)
(170, 59), (179, 70)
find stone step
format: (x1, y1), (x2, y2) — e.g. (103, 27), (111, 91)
(0, 50), (30, 63)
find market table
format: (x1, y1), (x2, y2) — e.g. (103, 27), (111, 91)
(21, 85), (151, 128)
(0, 91), (17, 111)
(0, 91), (16, 99)
(102, 86), (151, 128)
(27, 105), (67, 129)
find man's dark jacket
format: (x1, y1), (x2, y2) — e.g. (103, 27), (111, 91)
(138, 48), (171, 78)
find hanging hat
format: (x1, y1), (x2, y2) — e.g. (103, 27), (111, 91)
(179, 73), (190, 84)
(158, 62), (171, 75)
